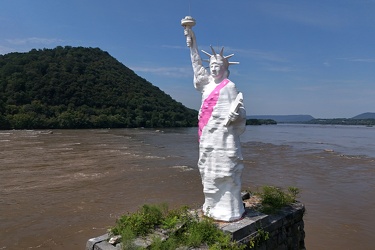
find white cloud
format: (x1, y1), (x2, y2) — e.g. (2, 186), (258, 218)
(264, 65), (295, 72)
(226, 47), (288, 63)
(323, 61), (331, 67)
(0, 37), (65, 54)
(346, 58), (375, 63)
(129, 66), (192, 78)
(6, 37), (63, 45)
(337, 57), (375, 63)
(162, 44), (288, 63)
(0, 45), (14, 55)
(296, 86), (323, 92)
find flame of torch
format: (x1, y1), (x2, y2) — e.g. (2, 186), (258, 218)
(181, 16), (196, 47)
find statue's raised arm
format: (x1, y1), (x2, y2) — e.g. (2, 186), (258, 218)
(181, 16), (209, 91)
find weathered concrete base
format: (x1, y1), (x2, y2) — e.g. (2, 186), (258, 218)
(86, 202), (305, 250)
(220, 202), (306, 249)
(86, 233), (118, 250)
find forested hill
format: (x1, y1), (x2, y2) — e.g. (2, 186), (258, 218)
(0, 46), (198, 129)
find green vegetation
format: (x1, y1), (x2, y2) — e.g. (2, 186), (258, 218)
(352, 112), (375, 119)
(248, 228), (270, 249)
(247, 115), (314, 123)
(108, 186), (301, 249)
(254, 186), (299, 214)
(246, 119), (277, 125)
(109, 204), (246, 250)
(0, 46), (198, 129)
(305, 118), (375, 126)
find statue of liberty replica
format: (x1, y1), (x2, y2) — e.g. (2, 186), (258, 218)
(181, 16), (247, 221)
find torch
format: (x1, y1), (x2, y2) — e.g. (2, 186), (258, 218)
(181, 16), (196, 47)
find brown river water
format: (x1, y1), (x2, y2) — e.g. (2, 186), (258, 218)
(1, 126), (375, 249)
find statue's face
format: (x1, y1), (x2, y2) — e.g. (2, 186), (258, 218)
(210, 61), (226, 81)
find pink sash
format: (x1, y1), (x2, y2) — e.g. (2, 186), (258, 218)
(198, 79), (230, 140)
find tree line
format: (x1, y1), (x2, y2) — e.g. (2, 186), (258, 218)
(246, 119), (277, 125)
(0, 46), (198, 129)
(305, 118), (375, 126)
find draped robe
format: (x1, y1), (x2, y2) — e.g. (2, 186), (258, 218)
(197, 78), (246, 221)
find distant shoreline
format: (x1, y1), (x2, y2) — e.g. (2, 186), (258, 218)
(294, 118), (375, 126)
(248, 114), (375, 126)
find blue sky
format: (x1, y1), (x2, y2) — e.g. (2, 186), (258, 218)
(1, 0), (374, 118)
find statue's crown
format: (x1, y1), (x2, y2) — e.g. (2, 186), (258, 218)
(201, 46), (239, 68)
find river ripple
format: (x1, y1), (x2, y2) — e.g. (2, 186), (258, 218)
(0, 127), (374, 249)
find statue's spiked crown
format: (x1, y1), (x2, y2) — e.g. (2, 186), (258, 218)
(202, 46), (239, 69)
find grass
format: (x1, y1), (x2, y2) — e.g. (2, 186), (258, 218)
(255, 186), (300, 214)
(109, 203), (246, 250)
(109, 186), (300, 249)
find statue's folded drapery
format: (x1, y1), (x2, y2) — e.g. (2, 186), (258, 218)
(197, 78), (246, 221)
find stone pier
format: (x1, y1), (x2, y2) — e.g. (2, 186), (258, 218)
(86, 201), (305, 250)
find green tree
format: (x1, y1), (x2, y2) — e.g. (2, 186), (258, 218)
(0, 46), (198, 129)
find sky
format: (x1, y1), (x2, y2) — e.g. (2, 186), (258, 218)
(1, 0), (375, 118)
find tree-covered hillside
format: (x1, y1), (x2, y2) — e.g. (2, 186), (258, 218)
(352, 112), (375, 119)
(0, 46), (198, 129)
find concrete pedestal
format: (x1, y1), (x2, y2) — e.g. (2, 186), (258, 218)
(86, 202), (305, 250)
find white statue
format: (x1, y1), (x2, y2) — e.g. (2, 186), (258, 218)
(181, 16), (246, 221)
